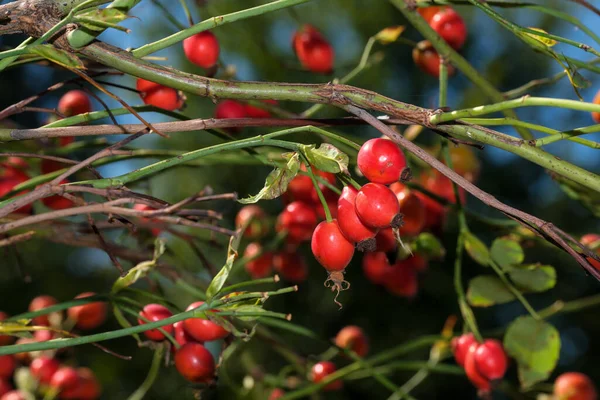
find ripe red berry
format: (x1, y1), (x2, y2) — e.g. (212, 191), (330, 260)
(449, 145), (480, 183)
(0, 391), (25, 400)
(383, 260), (418, 297)
(357, 138), (408, 185)
(49, 367), (80, 396)
(58, 90), (92, 117)
(418, 6), (446, 23)
(268, 388), (285, 400)
(34, 329), (55, 342)
(311, 220), (355, 272)
(451, 333), (476, 367)
(215, 100), (247, 132)
(276, 201), (318, 244)
(390, 183), (426, 237)
(412, 40), (456, 77)
(273, 252), (308, 282)
(416, 170), (466, 229)
(464, 343), (491, 392)
(70, 367), (101, 400)
(335, 325), (369, 357)
(133, 203), (162, 236)
(355, 183), (402, 229)
(136, 79), (183, 111)
(0, 176), (32, 215)
(581, 234), (600, 270)
(244, 242), (273, 279)
(175, 343), (215, 383)
(362, 252), (390, 285)
(41, 180), (75, 210)
(183, 31), (220, 69)
(554, 372), (597, 400)
(138, 304), (174, 342)
(0, 381), (12, 398)
(236, 205), (268, 239)
(30, 357), (60, 385)
(592, 90), (600, 124)
(310, 361), (342, 391)
(183, 302), (229, 342)
(473, 340), (508, 381)
(245, 100), (278, 118)
(28, 295), (58, 326)
(374, 228), (397, 253)
(285, 165), (315, 203)
(0, 313), (14, 346)
(67, 292), (107, 331)
(0, 158), (28, 178)
(429, 8), (467, 50)
(173, 321), (197, 350)
(0, 356), (15, 380)
(293, 25), (334, 74)
(337, 186), (378, 251)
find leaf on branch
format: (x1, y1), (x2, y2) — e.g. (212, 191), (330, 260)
(548, 53), (589, 100)
(523, 28), (557, 47)
(413, 232), (445, 259)
(113, 306), (142, 344)
(466, 275), (516, 307)
(239, 153), (301, 204)
(464, 232), (490, 266)
(491, 238), (524, 270)
(508, 264), (556, 293)
(299, 144), (349, 175)
(111, 238), (166, 294)
(206, 234), (242, 299)
(374, 26), (406, 44)
(504, 316), (560, 388)
(28, 45), (85, 69)
(74, 8), (129, 32)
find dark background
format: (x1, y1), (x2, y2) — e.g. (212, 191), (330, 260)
(0, 0), (599, 398)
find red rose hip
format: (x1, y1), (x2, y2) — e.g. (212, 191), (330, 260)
(451, 333), (476, 367)
(276, 201), (318, 244)
(357, 138), (407, 185)
(28, 295), (58, 326)
(311, 220), (355, 272)
(175, 343), (215, 383)
(183, 31), (219, 69)
(337, 186), (378, 252)
(310, 361), (342, 391)
(183, 302), (229, 342)
(335, 325), (369, 357)
(67, 292), (107, 330)
(30, 357), (60, 385)
(429, 7), (467, 50)
(554, 372), (597, 400)
(473, 340), (508, 381)
(243, 242), (273, 279)
(58, 90), (92, 117)
(138, 304), (174, 341)
(355, 183), (402, 229)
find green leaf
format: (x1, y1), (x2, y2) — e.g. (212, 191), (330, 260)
(523, 27), (557, 47)
(374, 25), (406, 44)
(299, 144), (349, 175)
(225, 304), (266, 322)
(466, 275), (515, 307)
(113, 306), (141, 344)
(464, 232), (490, 266)
(28, 45), (85, 69)
(111, 238), (166, 294)
(239, 153), (301, 204)
(504, 316), (560, 388)
(508, 264), (556, 293)
(0, 320), (33, 339)
(206, 233), (242, 299)
(413, 232), (445, 259)
(75, 8), (129, 32)
(491, 238), (524, 270)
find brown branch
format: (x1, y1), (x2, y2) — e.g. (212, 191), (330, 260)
(0, 231), (35, 247)
(343, 104), (600, 281)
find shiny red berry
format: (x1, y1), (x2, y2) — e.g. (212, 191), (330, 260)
(215, 100), (247, 131)
(451, 333), (476, 367)
(136, 79), (183, 111)
(418, 6), (446, 23)
(389, 183), (426, 237)
(236, 205), (268, 239)
(357, 138), (407, 185)
(30, 357), (60, 385)
(58, 90), (92, 117)
(67, 292), (107, 330)
(554, 372), (597, 400)
(355, 183), (402, 229)
(173, 321), (197, 350)
(581, 234), (600, 270)
(383, 260), (418, 297)
(138, 304), (174, 341)
(464, 343), (491, 392)
(268, 388), (285, 400)
(430, 8), (467, 50)
(175, 343), (215, 383)
(285, 165), (315, 203)
(276, 201), (318, 244)
(311, 220), (354, 272)
(0, 356), (14, 380)
(412, 40), (456, 77)
(49, 367), (80, 396)
(273, 252), (308, 282)
(183, 302), (229, 342)
(28, 295), (58, 326)
(183, 31), (220, 69)
(474, 339), (508, 381)
(41, 180), (75, 210)
(0, 391), (25, 400)
(374, 228), (397, 253)
(362, 252), (390, 285)
(310, 361), (342, 391)
(245, 100), (278, 118)
(335, 325), (369, 357)
(69, 367), (101, 400)
(244, 242), (273, 279)
(293, 25), (334, 74)
(337, 186), (378, 251)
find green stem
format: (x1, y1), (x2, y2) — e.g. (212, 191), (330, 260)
(489, 260), (541, 320)
(389, 0), (534, 140)
(116, 302), (180, 349)
(7, 294), (109, 321)
(346, 361), (463, 380)
(219, 276), (281, 294)
(431, 96), (600, 125)
(132, 0), (312, 57)
(303, 155), (332, 222)
(538, 294), (600, 319)
(127, 346), (165, 400)
(438, 60), (448, 109)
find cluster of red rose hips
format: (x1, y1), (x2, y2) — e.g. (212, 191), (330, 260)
(581, 234), (600, 271)
(413, 6), (467, 77)
(0, 293), (105, 400)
